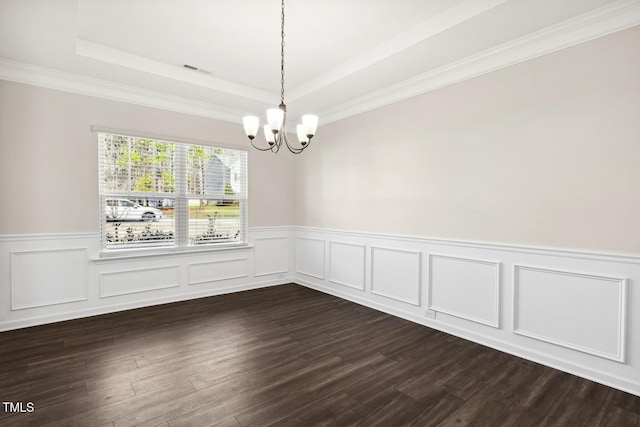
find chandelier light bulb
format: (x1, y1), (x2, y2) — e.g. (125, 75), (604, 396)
(302, 114), (319, 137)
(297, 124), (309, 145)
(264, 125), (276, 145)
(267, 108), (284, 133)
(242, 116), (260, 139)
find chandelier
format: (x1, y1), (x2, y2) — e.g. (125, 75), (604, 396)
(242, 0), (318, 154)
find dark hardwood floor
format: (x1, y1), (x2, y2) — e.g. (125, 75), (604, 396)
(1, 284), (639, 426)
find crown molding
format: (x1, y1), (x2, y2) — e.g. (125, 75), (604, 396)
(1, 1), (638, 126)
(287, 0), (510, 102)
(318, 0), (640, 124)
(76, 39), (277, 104)
(0, 58), (246, 124)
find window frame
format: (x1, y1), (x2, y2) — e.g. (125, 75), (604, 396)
(97, 130), (249, 255)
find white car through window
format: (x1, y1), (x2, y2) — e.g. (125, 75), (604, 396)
(106, 199), (163, 222)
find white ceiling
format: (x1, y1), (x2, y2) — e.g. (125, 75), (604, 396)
(0, 0), (639, 125)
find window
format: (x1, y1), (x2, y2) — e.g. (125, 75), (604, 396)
(98, 133), (248, 252)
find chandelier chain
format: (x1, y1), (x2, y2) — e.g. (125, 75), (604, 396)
(242, 0), (317, 154)
(280, 0), (285, 104)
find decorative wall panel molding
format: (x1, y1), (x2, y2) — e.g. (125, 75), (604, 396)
(428, 254), (500, 328)
(296, 237), (325, 279)
(329, 241), (366, 290)
(291, 226), (640, 398)
(188, 257), (249, 285)
(253, 237), (289, 277)
(0, 228), (290, 331)
(2, 227), (640, 398)
(10, 248), (88, 310)
(99, 265), (181, 298)
(513, 265), (627, 363)
(371, 247), (421, 306)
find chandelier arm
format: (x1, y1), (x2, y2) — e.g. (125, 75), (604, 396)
(249, 138), (277, 152)
(280, 109), (306, 154)
(282, 132), (305, 154)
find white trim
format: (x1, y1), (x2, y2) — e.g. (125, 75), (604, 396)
(94, 243), (252, 262)
(0, 233), (98, 242)
(90, 125), (250, 153)
(317, 0), (640, 124)
(249, 226), (293, 233)
(187, 258), (249, 285)
(253, 236), (290, 277)
(253, 235), (290, 241)
(295, 237), (326, 280)
(427, 253), (501, 328)
(328, 241), (367, 291)
(1, 2), (637, 126)
(3, 227), (639, 264)
(10, 248), (89, 310)
(370, 246), (422, 306)
(287, 0), (511, 102)
(512, 265), (628, 363)
(0, 58), (245, 124)
(0, 227), (638, 397)
(76, 39), (275, 104)
(0, 279), (291, 332)
(98, 265), (181, 298)
(292, 226), (640, 264)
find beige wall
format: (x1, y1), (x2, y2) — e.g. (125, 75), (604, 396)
(0, 81), (295, 234)
(295, 27), (640, 255)
(2, 27), (639, 254)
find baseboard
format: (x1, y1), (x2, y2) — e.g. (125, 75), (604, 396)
(0, 278), (291, 332)
(294, 277), (640, 397)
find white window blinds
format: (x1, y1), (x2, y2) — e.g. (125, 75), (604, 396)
(98, 132), (248, 251)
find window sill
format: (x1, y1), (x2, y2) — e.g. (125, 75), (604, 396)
(92, 243), (252, 262)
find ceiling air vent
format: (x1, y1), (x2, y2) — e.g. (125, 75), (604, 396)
(182, 64), (211, 74)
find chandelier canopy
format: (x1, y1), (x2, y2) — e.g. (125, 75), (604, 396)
(242, 0), (318, 154)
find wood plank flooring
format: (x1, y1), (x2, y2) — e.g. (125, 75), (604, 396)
(1, 284), (639, 426)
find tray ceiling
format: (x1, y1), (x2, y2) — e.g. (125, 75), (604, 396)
(0, 0), (638, 124)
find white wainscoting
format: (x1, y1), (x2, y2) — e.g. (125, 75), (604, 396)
(296, 237), (325, 279)
(11, 247), (88, 310)
(99, 265), (181, 298)
(428, 254), (500, 328)
(2, 226), (640, 397)
(292, 226), (640, 397)
(371, 247), (421, 306)
(253, 236), (289, 277)
(0, 227), (294, 331)
(329, 241), (366, 291)
(188, 257), (249, 285)
(513, 265), (627, 363)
